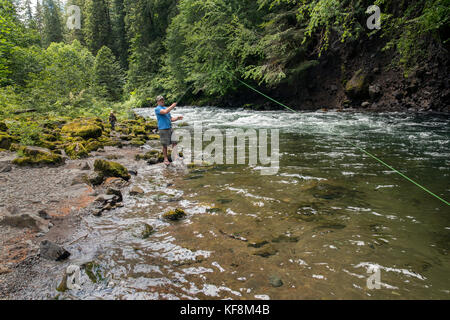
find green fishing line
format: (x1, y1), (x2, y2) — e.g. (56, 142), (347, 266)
(226, 71), (449, 206)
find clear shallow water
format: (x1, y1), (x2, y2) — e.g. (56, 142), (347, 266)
(52, 107), (449, 300)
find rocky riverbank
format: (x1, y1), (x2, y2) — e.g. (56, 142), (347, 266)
(0, 115), (184, 299)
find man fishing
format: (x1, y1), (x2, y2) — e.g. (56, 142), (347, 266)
(154, 95), (183, 166)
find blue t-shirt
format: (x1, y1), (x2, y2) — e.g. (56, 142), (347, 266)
(155, 105), (172, 130)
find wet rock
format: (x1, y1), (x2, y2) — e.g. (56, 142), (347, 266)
(38, 210), (51, 220)
(137, 223), (154, 239)
(163, 208), (186, 221)
(0, 213), (49, 233)
(361, 101), (370, 108)
(94, 159), (131, 181)
(269, 275), (284, 288)
(40, 240), (71, 261)
(369, 85), (382, 99)
(253, 245), (278, 258)
(217, 199), (232, 204)
(248, 239), (269, 248)
(0, 133), (13, 150)
(271, 234), (299, 243)
(80, 162), (91, 170)
(128, 169), (138, 176)
(130, 186), (144, 196)
(82, 262), (104, 284)
(206, 207), (222, 213)
(106, 188), (123, 202)
(147, 158), (159, 165)
(86, 172), (104, 186)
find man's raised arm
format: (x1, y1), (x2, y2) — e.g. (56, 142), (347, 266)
(159, 103), (177, 115)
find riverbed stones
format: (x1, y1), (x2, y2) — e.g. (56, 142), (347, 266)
(39, 240), (71, 261)
(106, 188), (123, 202)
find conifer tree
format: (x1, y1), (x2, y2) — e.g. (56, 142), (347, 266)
(93, 45), (124, 100)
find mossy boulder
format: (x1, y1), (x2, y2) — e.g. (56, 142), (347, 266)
(65, 142), (89, 159)
(0, 121), (8, 132)
(61, 120), (103, 140)
(13, 146), (64, 167)
(0, 133), (13, 150)
(94, 159), (131, 181)
(147, 134), (160, 140)
(145, 121), (158, 131)
(84, 140), (104, 153)
(130, 138), (146, 147)
(345, 69), (369, 99)
(132, 125), (146, 135)
(163, 208), (186, 221)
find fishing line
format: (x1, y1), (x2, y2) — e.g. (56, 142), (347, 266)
(223, 70), (449, 206)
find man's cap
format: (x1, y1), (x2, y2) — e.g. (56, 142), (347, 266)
(156, 95), (165, 102)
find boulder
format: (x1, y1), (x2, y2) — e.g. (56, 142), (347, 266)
(12, 146), (65, 167)
(39, 240), (71, 261)
(94, 159), (131, 181)
(163, 208), (186, 221)
(61, 121), (103, 140)
(106, 188), (123, 202)
(0, 121), (8, 132)
(64, 142), (88, 159)
(0, 133), (12, 150)
(345, 69), (369, 99)
(129, 186), (144, 196)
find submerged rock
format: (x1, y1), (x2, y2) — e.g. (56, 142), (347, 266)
(253, 245), (278, 258)
(40, 240), (71, 261)
(269, 275), (284, 288)
(129, 186), (144, 196)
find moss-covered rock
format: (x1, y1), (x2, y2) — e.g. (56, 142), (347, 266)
(65, 142), (88, 159)
(147, 134), (160, 140)
(84, 140), (104, 153)
(61, 120), (103, 140)
(0, 133), (13, 150)
(345, 69), (369, 99)
(0, 121), (8, 132)
(132, 125), (146, 135)
(130, 138), (146, 146)
(94, 159), (131, 181)
(163, 208), (186, 221)
(13, 146), (64, 167)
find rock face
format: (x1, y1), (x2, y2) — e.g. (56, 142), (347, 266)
(0, 213), (49, 233)
(94, 159), (131, 181)
(39, 240), (71, 261)
(345, 69), (368, 99)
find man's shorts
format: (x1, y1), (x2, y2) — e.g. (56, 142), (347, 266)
(159, 129), (178, 146)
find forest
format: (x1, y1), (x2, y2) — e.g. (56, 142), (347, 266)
(0, 0), (449, 119)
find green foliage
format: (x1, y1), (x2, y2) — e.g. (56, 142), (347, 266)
(7, 120), (43, 146)
(93, 46), (125, 101)
(42, 0), (63, 47)
(84, 0), (112, 54)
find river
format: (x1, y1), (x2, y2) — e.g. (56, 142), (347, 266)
(43, 107), (450, 300)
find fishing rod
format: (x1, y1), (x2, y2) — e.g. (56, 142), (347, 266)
(224, 70), (449, 206)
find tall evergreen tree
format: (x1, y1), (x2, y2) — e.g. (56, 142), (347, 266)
(111, 0), (128, 69)
(65, 0), (86, 45)
(42, 0), (63, 47)
(84, 0), (112, 54)
(93, 45), (124, 100)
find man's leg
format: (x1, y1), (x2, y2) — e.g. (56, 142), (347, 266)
(162, 145), (170, 165)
